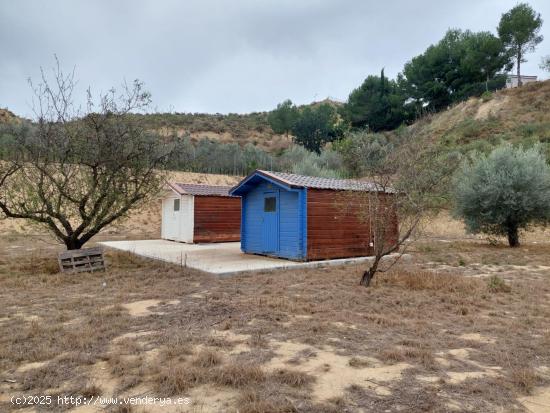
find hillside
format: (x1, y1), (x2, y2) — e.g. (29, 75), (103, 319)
(406, 80), (550, 154)
(135, 112), (291, 152)
(0, 109), (290, 152)
(0, 108), (19, 124)
(3, 83), (550, 160)
(0, 99), (348, 153)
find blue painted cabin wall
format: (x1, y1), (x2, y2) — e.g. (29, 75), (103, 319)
(239, 179), (307, 260)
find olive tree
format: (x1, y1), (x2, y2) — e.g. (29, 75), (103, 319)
(453, 144), (550, 247)
(0, 63), (177, 250)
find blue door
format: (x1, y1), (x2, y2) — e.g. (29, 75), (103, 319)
(262, 191), (279, 253)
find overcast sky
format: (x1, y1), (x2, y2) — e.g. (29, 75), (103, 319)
(1, 0), (549, 117)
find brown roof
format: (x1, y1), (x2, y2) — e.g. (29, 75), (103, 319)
(256, 170), (392, 192)
(168, 183), (237, 197)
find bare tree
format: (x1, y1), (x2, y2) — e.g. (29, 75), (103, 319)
(0, 61), (177, 249)
(356, 135), (458, 286)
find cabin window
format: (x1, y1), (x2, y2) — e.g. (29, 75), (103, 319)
(264, 197), (276, 212)
(173, 198), (180, 211)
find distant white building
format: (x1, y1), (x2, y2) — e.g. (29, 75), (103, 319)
(506, 74), (538, 88)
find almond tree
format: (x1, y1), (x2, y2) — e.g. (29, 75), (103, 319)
(0, 62), (177, 249)
(352, 134), (458, 286)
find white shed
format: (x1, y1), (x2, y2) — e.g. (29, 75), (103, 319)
(161, 183), (241, 243)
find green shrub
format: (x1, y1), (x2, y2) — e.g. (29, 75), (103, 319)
(453, 144), (550, 247)
(481, 91), (493, 102)
(166, 137), (345, 177)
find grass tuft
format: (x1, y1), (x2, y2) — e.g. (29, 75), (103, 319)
(379, 270), (483, 294)
(271, 368), (314, 387)
(154, 364), (207, 395)
(214, 361), (265, 388)
(487, 275), (511, 293)
(510, 367), (538, 394)
(191, 348), (222, 368)
(237, 389), (298, 413)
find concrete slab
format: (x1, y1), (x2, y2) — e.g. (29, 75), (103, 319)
(99, 239), (403, 276)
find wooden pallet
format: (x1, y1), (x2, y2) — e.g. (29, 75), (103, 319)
(58, 246), (106, 273)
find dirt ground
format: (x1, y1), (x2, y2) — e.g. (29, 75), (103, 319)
(1, 193), (550, 412)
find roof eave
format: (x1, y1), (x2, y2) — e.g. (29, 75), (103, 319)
(230, 169), (302, 196)
(166, 182), (185, 195)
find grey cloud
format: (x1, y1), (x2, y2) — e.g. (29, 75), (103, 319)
(1, 0), (549, 117)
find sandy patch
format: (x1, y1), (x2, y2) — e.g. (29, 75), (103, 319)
(281, 314), (314, 327)
(267, 340), (410, 400)
(417, 375), (440, 383)
(186, 385), (238, 413)
(214, 330), (250, 342)
(122, 300), (162, 317)
(16, 361), (48, 373)
(213, 330), (251, 354)
(442, 348), (473, 359)
(142, 348), (161, 364)
(121, 299), (178, 317)
(13, 312), (41, 322)
(87, 360), (118, 395)
(458, 333), (495, 344)
(474, 95), (509, 120)
(447, 370), (498, 384)
(436, 347), (501, 384)
(331, 321), (358, 330)
(520, 386), (550, 413)
(435, 357), (452, 368)
(113, 331), (155, 342)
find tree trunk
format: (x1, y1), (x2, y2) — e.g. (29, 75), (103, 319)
(360, 255), (381, 287)
(64, 238), (83, 250)
(507, 226), (520, 248)
(360, 268), (375, 287)
(517, 52), (522, 87)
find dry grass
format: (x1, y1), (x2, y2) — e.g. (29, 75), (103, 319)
(271, 368), (315, 388)
(191, 348), (222, 368)
(377, 269), (484, 293)
(236, 388), (299, 413)
(215, 362), (266, 388)
(486, 275), (512, 293)
(509, 367), (539, 395)
(80, 382), (103, 397)
(154, 364), (208, 395)
(1, 233), (550, 412)
(158, 333), (194, 362)
(347, 357), (370, 368)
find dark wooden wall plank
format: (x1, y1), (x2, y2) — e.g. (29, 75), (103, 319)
(306, 189), (398, 260)
(193, 196), (241, 243)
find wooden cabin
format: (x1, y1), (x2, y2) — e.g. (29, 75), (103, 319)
(229, 170), (398, 261)
(161, 183), (240, 243)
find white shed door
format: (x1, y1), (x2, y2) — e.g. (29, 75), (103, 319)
(162, 197), (181, 240)
(179, 195), (194, 243)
